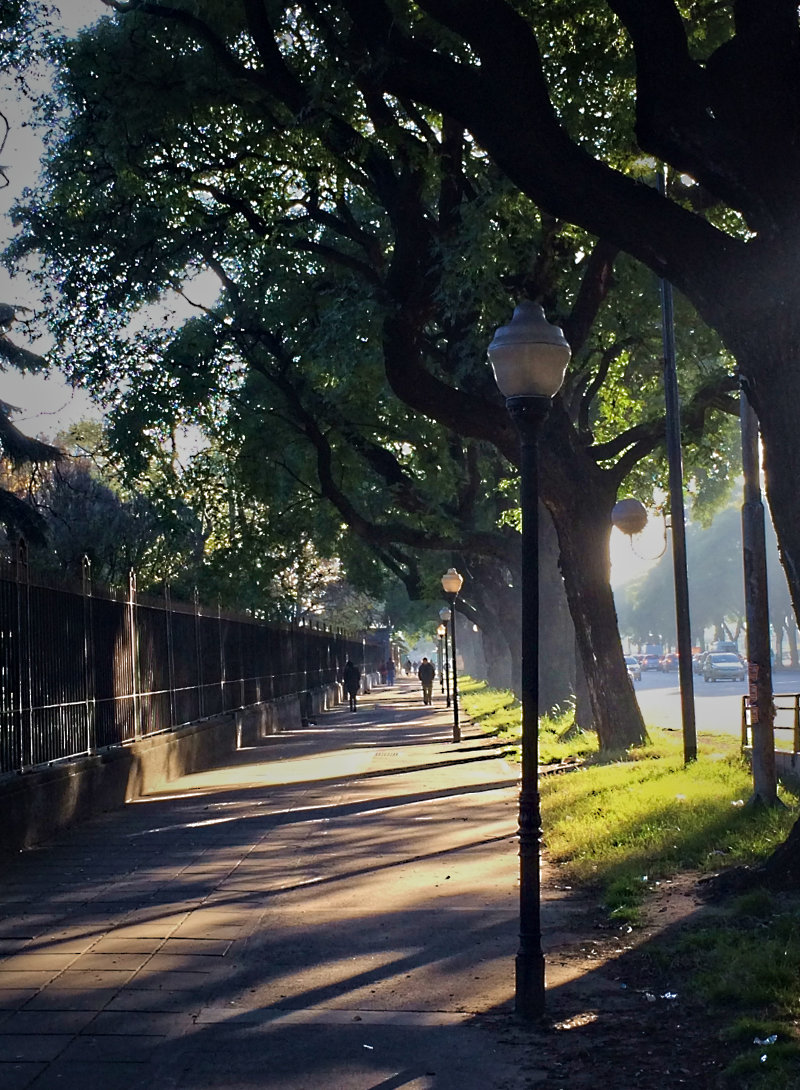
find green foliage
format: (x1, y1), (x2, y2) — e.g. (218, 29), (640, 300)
(1, 2), (746, 755)
(540, 732), (798, 919)
(459, 679), (598, 764)
(664, 914), (800, 1086)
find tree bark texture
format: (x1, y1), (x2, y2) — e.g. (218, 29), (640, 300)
(541, 410), (649, 750)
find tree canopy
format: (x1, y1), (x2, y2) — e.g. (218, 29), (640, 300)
(3, 0), (754, 748)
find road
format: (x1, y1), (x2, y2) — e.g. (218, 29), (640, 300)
(632, 667), (800, 739)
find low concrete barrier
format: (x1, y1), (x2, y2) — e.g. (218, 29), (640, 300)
(0, 685), (346, 857)
(775, 750), (800, 791)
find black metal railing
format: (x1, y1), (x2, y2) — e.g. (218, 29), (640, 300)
(0, 555), (385, 776)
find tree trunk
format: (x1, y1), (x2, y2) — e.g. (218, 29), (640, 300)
(754, 816), (800, 889)
(469, 522), (575, 711)
(573, 634), (593, 732)
(556, 505), (649, 750)
(538, 505), (576, 713)
(541, 412), (649, 752)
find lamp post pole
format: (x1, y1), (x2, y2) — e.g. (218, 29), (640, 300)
(437, 623), (446, 694)
(441, 570), (463, 743)
(439, 607), (451, 707)
(507, 395), (551, 1018)
(488, 301), (570, 1022)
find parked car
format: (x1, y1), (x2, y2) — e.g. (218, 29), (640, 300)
(624, 655), (641, 681)
(702, 652), (746, 682)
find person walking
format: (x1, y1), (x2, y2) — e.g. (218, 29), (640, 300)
(343, 659), (361, 712)
(386, 659), (395, 685)
(417, 657), (436, 705)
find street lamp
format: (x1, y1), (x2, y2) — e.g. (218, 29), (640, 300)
(441, 568), (463, 743)
(436, 623), (447, 694)
(488, 300), (571, 1022)
(439, 607), (451, 706)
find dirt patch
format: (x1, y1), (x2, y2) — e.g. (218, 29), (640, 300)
(492, 869), (735, 1087)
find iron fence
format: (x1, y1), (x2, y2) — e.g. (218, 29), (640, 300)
(0, 554), (385, 776)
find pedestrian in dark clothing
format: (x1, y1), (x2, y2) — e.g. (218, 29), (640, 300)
(418, 657), (436, 705)
(386, 659), (396, 685)
(343, 660), (360, 711)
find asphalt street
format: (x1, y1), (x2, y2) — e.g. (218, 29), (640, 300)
(632, 666), (800, 739)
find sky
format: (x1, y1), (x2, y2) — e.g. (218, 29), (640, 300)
(0, 0), (108, 438)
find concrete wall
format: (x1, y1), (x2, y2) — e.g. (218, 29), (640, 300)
(0, 684), (346, 857)
(775, 750), (800, 792)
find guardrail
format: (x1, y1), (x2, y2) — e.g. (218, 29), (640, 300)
(741, 692), (800, 752)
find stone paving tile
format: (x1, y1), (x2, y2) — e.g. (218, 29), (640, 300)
(24, 986), (121, 1011)
(90, 937), (163, 955)
(104, 989), (204, 1012)
(18, 934), (97, 956)
(0, 990), (37, 1009)
(25, 1060), (150, 1090)
(87, 1010), (193, 1035)
(0, 941), (30, 954)
(0, 1061), (46, 1089)
(0, 1010), (97, 1034)
(56, 1034), (162, 1062)
(108, 913), (191, 937)
(125, 970), (214, 991)
(68, 953), (152, 972)
(43, 970), (135, 990)
(0, 971), (56, 990)
(0, 953), (77, 972)
(170, 921), (247, 939)
(139, 954), (223, 973)
(0, 1034), (73, 1061)
(160, 938), (232, 956)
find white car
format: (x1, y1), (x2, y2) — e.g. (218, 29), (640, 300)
(702, 652), (745, 682)
(624, 655), (641, 681)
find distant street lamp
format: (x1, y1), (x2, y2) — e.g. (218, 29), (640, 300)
(439, 608), (451, 706)
(441, 568), (464, 743)
(488, 300), (570, 1022)
(437, 623), (446, 693)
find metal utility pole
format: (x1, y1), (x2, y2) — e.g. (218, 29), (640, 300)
(657, 169), (697, 764)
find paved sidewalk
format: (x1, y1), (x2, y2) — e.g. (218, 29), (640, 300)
(0, 679), (550, 1089)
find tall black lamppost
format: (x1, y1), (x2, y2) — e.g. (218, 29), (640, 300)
(441, 569), (463, 743)
(488, 300), (571, 1022)
(437, 623), (446, 694)
(439, 607), (451, 707)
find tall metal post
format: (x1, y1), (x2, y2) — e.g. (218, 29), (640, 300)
(447, 600), (461, 743)
(507, 395), (549, 1021)
(130, 571), (142, 740)
(440, 611), (451, 707)
(657, 169), (697, 764)
(740, 389), (778, 804)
